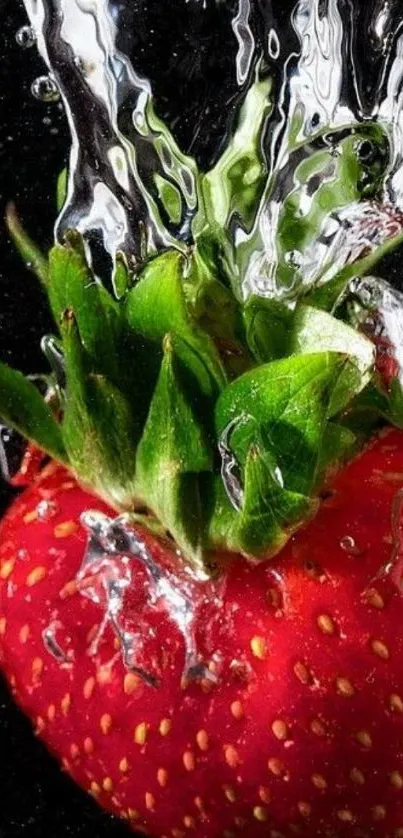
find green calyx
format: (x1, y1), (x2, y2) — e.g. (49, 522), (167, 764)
(3, 76), (403, 575)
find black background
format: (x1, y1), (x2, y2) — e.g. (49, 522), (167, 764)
(1, 0), (402, 836)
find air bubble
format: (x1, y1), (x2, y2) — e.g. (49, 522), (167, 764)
(16, 25), (36, 49)
(284, 250), (303, 268)
(31, 75), (60, 103)
(36, 500), (59, 521)
(340, 535), (360, 555)
(268, 28), (280, 61)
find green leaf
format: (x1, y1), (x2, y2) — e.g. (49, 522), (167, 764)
(6, 203), (49, 286)
(125, 249), (227, 399)
(209, 352), (356, 557)
(198, 76), (272, 230)
(154, 174), (182, 225)
(141, 96), (199, 228)
(0, 362), (66, 462)
(135, 335), (214, 571)
(208, 444), (317, 558)
(61, 314), (138, 508)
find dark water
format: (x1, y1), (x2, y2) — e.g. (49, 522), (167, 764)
(2, 0), (403, 835)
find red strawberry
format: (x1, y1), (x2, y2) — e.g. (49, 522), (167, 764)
(1, 429), (403, 837)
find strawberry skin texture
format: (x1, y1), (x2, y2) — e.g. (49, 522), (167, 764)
(2, 433), (403, 836)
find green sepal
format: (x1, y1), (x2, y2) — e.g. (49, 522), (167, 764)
(135, 334), (214, 571)
(208, 447), (317, 559)
(207, 353), (352, 558)
(154, 174), (182, 225)
(112, 252), (132, 299)
(142, 96), (199, 223)
(186, 252), (252, 378)
(6, 203), (49, 286)
(60, 313), (138, 508)
(289, 305), (375, 415)
(216, 352), (347, 498)
(0, 362), (66, 463)
(56, 169), (68, 212)
(125, 249), (227, 399)
(244, 298), (294, 363)
(237, 445), (317, 557)
(343, 378), (403, 433)
(48, 232), (122, 384)
(316, 422), (358, 484)
(244, 302), (374, 414)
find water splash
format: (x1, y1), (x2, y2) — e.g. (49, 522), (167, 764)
(239, 0), (403, 300)
(21, 0), (403, 301)
(23, 0), (198, 262)
(348, 274), (403, 385)
(42, 621), (72, 665)
(77, 511), (223, 683)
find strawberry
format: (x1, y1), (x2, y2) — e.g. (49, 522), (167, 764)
(2, 430), (403, 838)
(4, 29), (403, 838)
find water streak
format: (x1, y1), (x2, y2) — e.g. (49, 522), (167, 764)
(232, 0), (255, 86)
(23, 0), (198, 263)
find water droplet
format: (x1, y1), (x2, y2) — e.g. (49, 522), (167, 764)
(16, 25), (36, 49)
(31, 75), (60, 103)
(284, 250), (303, 269)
